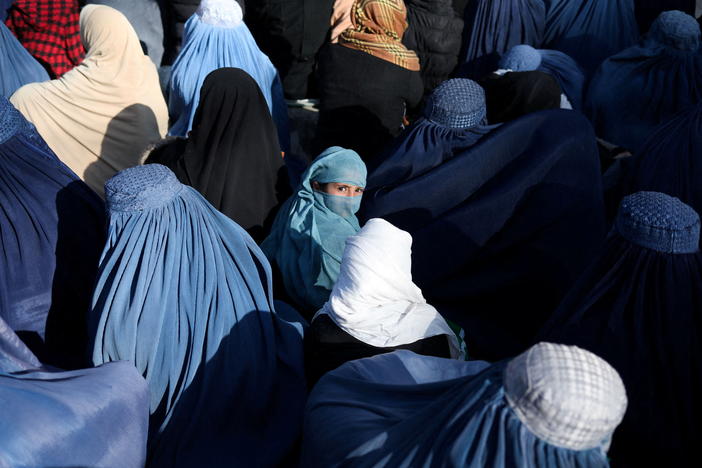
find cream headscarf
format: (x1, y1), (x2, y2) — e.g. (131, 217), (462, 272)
(10, 5), (168, 197)
(315, 218), (463, 358)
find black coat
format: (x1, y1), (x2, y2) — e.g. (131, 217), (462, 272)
(315, 44), (423, 162)
(403, 0), (464, 94)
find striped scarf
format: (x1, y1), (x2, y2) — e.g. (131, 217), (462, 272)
(339, 0), (420, 71)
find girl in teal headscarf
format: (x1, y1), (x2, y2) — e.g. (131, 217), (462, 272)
(261, 146), (367, 315)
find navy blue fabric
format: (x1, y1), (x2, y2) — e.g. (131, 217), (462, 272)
(543, 0), (639, 75)
(586, 11), (702, 153)
(538, 49), (585, 110)
(0, 97), (105, 370)
(301, 350), (613, 467)
(0, 315), (150, 468)
(1, 22), (50, 97)
(360, 110), (605, 361)
(607, 104), (702, 223)
(539, 192), (702, 467)
(634, 1), (696, 33)
(460, 0), (546, 79)
(91, 164), (307, 467)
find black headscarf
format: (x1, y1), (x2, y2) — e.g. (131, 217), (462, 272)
(146, 67), (289, 242)
(479, 70), (561, 123)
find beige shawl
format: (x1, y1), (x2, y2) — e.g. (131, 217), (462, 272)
(10, 5), (168, 196)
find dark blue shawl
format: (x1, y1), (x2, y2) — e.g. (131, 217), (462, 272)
(360, 110), (605, 361)
(0, 97), (105, 369)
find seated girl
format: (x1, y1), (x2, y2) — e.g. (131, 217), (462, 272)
(306, 218), (464, 383)
(261, 147), (367, 316)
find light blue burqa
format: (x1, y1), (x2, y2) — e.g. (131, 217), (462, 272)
(167, 7), (290, 150)
(261, 147), (367, 314)
(91, 164), (306, 467)
(0, 22), (49, 97)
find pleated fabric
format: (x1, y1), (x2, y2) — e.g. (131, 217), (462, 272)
(0, 97), (105, 370)
(0, 315), (149, 468)
(542, 0), (639, 75)
(360, 110), (605, 361)
(301, 346), (623, 467)
(460, 0), (546, 79)
(167, 0), (289, 150)
(585, 10), (702, 153)
(0, 23), (49, 97)
(91, 164), (306, 467)
(539, 191), (702, 467)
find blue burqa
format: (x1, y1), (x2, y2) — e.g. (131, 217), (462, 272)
(0, 315), (150, 468)
(586, 10), (702, 153)
(460, 0), (546, 79)
(499, 44), (586, 110)
(360, 110), (606, 361)
(0, 97), (105, 369)
(542, 0), (639, 75)
(167, 6), (289, 150)
(91, 164), (307, 467)
(539, 191), (702, 467)
(301, 350), (616, 467)
(0, 18), (49, 96)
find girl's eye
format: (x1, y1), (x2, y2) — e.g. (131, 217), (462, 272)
(356, 188), (364, 193)
(338, 186), (348, 192)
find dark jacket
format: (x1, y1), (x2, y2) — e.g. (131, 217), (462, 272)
(315, 44), (423, 162)
(403, 0), (464, 94)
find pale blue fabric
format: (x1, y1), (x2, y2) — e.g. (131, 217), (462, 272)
(1, 23), (49, 97)
(167, 12), (290, 150)
(261, 147), (367, 313)
(91, 164), (306, 467)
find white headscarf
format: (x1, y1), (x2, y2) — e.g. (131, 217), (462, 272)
(10, 5), (168, 197)
(316, 218), (463, 358)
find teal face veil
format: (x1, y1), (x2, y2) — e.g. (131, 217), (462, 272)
(261, 146), (367, 314)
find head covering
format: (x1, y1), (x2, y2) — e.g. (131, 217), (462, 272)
(0, 315), (149, 468)
(339, 0), (420, 71)
(4, 0), (84, 77)
(91, 164), (306, 467)
(498, 44), (585, 110)
(360, 109), (606, 361)
(9, 5), (168, 197)
(539, 191), (702, 466)
(315, 218), (463, 355)
(0, 97), (105, 369)
(459, 0), (546, 79)
(168, 0), (289, 151)
(0, 22), (49, 97)
(617, 104), (702, 216)
(330, 0), (355, 43)
(634, 0), (696, 33)
(367, 78), (497, 178)
(479, 70), (561, 123)
(146, 68), (288, 242)
(302, 343), (626, 467)
(542, 0), (638, 75)
(585, 10), (702, 153)
(87, 0), (165, 66)
(261, 147), (367, 314)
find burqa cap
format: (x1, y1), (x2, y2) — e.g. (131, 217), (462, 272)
(504, 342), (627, 451)
(196, 0), (243, 27)
(648, 10), (700, 51)
(0, 98), (27, 144)
(105, 164), (184, 212)
(615, 191), (700, 253)
(499, 45), (542, 71)
(423, 78), (487, 129)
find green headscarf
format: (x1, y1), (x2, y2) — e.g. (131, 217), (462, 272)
(261, 146), (367, 313)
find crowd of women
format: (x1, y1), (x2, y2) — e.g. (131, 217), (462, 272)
(1, 0), (700, 466)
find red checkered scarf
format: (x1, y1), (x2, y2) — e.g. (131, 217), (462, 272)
(5, 0), (84, 77)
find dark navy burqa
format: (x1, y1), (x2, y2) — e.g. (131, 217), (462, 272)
(91, 164), (307, 467)
(0, 315), (150, 468)
(361, 109), (605, 361)
(0, 97), (105, 369)
(539, 192), (702, 467)
(301, 344), (626, 467)
(586, 10), (702, 153)
(542, 0), (638, 75)
(460, 0), (546, 79)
